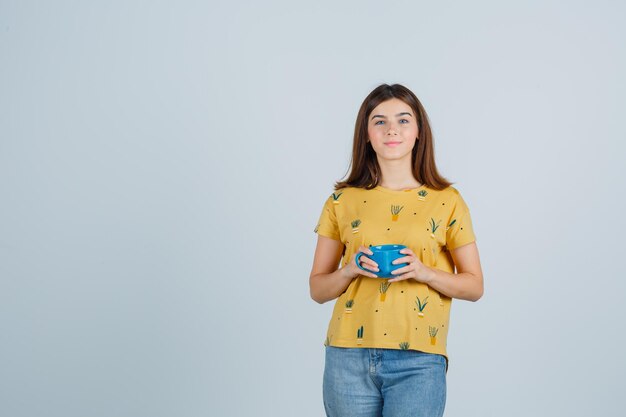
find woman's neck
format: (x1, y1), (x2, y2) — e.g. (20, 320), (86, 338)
(379, 181), (421, 190)
(380, 167), (422, 190)
(378, 159), (419, 190)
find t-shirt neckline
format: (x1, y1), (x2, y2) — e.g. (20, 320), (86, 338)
(373, 184), (428, 194)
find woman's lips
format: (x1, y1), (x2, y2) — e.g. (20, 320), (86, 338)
(384, 141), (402, 147)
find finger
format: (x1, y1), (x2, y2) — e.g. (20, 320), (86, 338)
(358, 262), (379, 273)
(363, 264), (379, 272)
(388, 273), (409, 283)
(391, 255), (413, 265)
(400, 248), (414, 256)
(362, 259), (379, 269)
(390, 264), (412, 276)
(356, 267), (379, 278)
(359, 245), (374, 255)
(356, 255), (378, 268)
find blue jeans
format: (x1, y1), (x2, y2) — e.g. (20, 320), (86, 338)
(323, 346), (447, 417)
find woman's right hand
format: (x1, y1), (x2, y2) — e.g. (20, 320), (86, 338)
(341, 246), (379, 279)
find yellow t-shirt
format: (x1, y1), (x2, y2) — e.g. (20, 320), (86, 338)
(313, 184), (477, 368)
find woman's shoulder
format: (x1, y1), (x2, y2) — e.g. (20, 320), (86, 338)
(328, 184), (463, 199)
(319, 187), (358, 206)
(441, 185), (461, 196)
(329, 186), (366, 196)
(437, 185), (474, 209)
(421, 185), (467, 206)
(438, 184), (468, 197)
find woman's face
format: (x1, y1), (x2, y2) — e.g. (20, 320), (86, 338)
(367, 98), (418, 162)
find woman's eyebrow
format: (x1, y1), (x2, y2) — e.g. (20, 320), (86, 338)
(371, 112), (413, 120)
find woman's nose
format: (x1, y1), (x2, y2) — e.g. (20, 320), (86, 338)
(386, 121), (400, 134)
(386, 125), (398, 134)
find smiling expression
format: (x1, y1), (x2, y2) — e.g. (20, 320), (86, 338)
(367, 98), (419, 162)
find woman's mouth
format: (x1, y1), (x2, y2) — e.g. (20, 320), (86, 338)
(384, 141), (402, 147)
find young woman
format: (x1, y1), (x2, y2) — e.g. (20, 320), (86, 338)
(310, 83), (484, 417)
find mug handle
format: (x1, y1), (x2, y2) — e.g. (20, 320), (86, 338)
(355, 252), (377, 275)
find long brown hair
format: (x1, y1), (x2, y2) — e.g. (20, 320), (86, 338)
(334, 83), (453, 191)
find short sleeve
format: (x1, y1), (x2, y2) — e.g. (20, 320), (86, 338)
(445, 189), (476, 251)
(313, 194), (341, 241)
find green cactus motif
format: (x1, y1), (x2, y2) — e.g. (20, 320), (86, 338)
(429, 218), (442, 238)
(429, 326), (439, 345)
(351, 219), (362, 234)
(391, 205), (404, 221)
(399, 342), (410, 350)
(417, 190), (428, 201)
(379, 281), (391, 301)
(314, 223), (320, 233)
(345, 299), (354, 313)
(357, 325), (364, 340)
(331, 192), (343, 204)
(446, 218), (457, 232)
(415, 296), (429, 317)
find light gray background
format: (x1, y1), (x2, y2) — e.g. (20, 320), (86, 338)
(1, 1), (625, 416)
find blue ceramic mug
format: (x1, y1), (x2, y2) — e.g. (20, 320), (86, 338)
(355, 244), (409, 278)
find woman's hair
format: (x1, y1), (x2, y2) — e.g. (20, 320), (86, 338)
(334, 83), (453, 191)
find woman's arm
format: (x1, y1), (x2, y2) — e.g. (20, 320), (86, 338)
(309, 235), (353, 304)
(425, 242), (484, 302)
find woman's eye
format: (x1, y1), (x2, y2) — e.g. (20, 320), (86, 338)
(375, 119), (409, 125)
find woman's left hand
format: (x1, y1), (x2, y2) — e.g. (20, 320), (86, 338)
(387, 247), (434, 283)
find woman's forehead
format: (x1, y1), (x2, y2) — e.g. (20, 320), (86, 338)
(371, 98), (413, 115)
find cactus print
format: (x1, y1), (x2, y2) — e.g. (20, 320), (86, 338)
(379, 281), (391, 302)
(314, 185), (476, 361)
(390, 204), (404, 221)
(415, 296), (429, 317)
